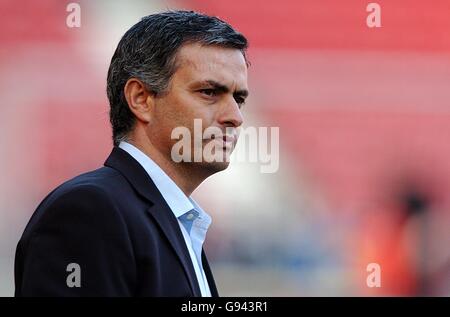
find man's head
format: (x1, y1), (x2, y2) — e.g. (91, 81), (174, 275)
(107, 10), (249, 178)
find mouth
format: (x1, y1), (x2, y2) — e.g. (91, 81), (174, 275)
(222, 135), (236, 145)
(208, 135), (236, 150)
(223, 136), (236, 151)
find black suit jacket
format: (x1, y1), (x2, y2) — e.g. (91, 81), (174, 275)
(14, 147), (218, 297)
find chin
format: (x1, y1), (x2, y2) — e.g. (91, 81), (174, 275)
(192, 159), (230, 176)
(181, 161), (227, 181)
(207, 160), (230, 172)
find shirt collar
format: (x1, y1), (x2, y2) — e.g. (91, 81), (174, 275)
(118, 141), (206, 220)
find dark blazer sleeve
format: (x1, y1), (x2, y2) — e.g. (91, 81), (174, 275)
(15, 185), (136, 296)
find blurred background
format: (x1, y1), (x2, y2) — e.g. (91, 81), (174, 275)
(1, 0), (450, 296)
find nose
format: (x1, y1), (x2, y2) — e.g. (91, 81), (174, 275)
(217, 96), (244, 128)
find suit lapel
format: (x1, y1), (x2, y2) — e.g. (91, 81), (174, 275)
(146, 204), (201, 297)
(202, 250), (219, 297)
(104, 147), (201, 296)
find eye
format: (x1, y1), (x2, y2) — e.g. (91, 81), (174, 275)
(199, 89), (217, 97)
(234, 96), (246, 107)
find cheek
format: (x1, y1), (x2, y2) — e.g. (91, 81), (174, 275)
(157, 91), (217, 136)
(175, 100), (212, 129)
(151, 100), (192, 146)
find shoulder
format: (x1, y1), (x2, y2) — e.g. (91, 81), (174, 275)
(24, 167), (131, 236)
(41, 166), (133, 208)
(53, 166), (123, 198)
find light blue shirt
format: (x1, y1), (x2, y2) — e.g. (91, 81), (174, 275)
(119, 141), (212, 297)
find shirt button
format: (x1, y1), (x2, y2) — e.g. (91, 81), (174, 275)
(186, 213), (194, 220)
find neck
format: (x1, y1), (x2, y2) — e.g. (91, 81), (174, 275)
(125, 137), (204, 197)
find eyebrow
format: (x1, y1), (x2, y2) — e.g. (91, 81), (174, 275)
(196, 80), (249, 98)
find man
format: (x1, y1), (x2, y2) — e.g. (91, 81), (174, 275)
(14, 10), (249, 296)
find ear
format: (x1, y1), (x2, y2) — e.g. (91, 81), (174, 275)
(124, 78), (155, 123)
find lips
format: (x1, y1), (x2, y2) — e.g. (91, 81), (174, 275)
(208, 134), (236, 143)
(205, 135), (234, 152)
(223, 135), (236, 144)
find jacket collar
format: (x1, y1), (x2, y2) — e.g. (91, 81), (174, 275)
(104, 147), (202, 296)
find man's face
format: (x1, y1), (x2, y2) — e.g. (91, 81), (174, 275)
(147, 43), (248, 174)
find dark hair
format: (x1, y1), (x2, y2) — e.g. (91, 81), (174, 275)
(107, 10), (248, 146)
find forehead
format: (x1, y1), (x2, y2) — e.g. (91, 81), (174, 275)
(174, 43), (248, 89)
